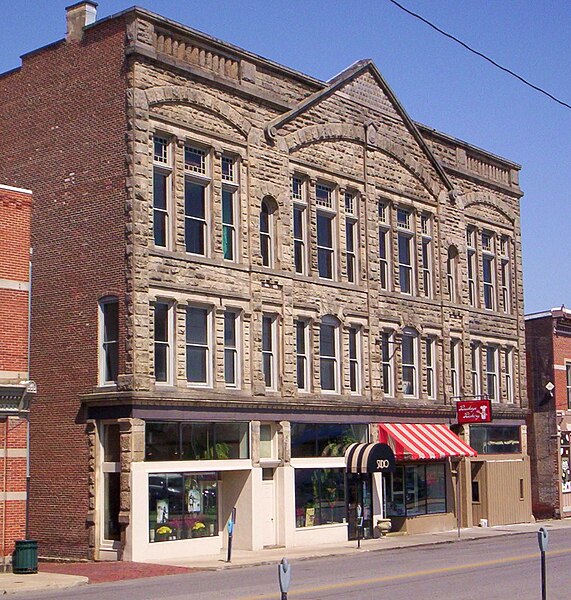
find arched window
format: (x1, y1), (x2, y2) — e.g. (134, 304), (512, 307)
(260, 197), (276, 267)
(447, 246), (459, 303)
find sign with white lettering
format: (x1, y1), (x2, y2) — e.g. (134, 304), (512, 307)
(456, 399), (493, 424)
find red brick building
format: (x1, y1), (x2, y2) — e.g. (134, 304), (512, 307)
(526, 307), (571, 519)
(0, 184), (35, 569)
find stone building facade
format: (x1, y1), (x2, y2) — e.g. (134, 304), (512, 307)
(526, 307), (571, 519)
(0, 185), (35, 568)
(0, 3), (530, 561)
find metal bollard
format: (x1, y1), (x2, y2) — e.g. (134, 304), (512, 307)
(538, 527), (548, 600)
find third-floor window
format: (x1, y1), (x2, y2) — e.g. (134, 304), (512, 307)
(316, 184), (335, 280)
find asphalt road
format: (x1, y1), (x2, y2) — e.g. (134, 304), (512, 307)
(21, 529), (571, 600)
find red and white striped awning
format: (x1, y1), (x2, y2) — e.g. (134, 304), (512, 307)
(377, 423), (477, 460)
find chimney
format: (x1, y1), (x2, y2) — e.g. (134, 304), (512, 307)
(66, 1), (98, 42)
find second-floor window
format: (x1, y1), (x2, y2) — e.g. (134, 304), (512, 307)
(447, 246), (459, 303)
(154, 302), (172, 384)
(292, 176), (308, 275)
(348, 326), (361, 394)
(381, 331), (394, 396)
(471, 342), (482, 398)
(262, 314), (278, 390)
(450, 339), (461, 398)
(99, 298), (119, 385)
(186, 306), (210, 385)
(320, 317), (339, 392)
(402, 329), (418, 397)
(421, 215), (432, 298)
(224, 311), (238, 388)
(316, 184), (335, 280)
(425, 337), (435, 399)
(295, 319), (309, 392)
(378, 201), (391, 291)
(504, 348), (514, 403)
(486, 345), (499, 401)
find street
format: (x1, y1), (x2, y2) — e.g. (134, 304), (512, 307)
(20, 530), (571, 599)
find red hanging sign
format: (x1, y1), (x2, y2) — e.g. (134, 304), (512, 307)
(456, 399), (492, 424)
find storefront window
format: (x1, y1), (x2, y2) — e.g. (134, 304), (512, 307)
(145, 421), (249, 461)
(295, 468), (345, 527)
(386, 464), (446, 517)
(149, 472), (218, 542)
(291, 423), (367, 458)
(469, 425), (520, 454)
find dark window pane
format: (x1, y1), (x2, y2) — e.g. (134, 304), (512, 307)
(223, 226), (234, 260)
(154, 343), (167, 382)
(294, 468), (346, 527)
(320, 358), (335, 390)
(224, 349), (236, 384)
(224, 312), (236, 346)
(153, 211), (166, 247)
(186, 307), (207, 344)
(154, 304), (169, 342)
(185, 219), (204, 254)
(296, 356), (306, 389)
(260, 203), (270, 232)
(181, 423), (209, 460)
(262, 317), (273, 351)
(317, 213), (332, 247)
(318, 248), (333, 279)
(103, 302), (118, 342)
(222, 190), (234, 225)
(104, 472), (121, 541)
(153, 172), (167, 210)
(263, 353), (272, 387)
(398, 234), (411, 264)
(145, 422), (179, 461)
(186, 346), (207, 383)
(320, 324), (335, 357)
(294, 207), (303, 237)
(296, 321), (306, 353)
(185, 183), (205, 218)
(105, 342), (119, 382)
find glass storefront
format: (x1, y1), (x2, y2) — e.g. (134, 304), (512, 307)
(145, 421), (249, 460)
(148, 472), (218, 542)
(470, 425), (520, 454)
(386, 463), (446, 517)
(295, 468), (345, 527)
(291, 423), (367, 457)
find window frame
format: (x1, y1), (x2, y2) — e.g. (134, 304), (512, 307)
(295, 319), (310, 393)
(320, 316), (340, 393)
(504, 347), (514, 404)
(98, 297), (119, 386)
(223, 309), (240, 389)
(425, 337), (436, 399)
(348, 325), (362, 395)
(471, 342), (482, 398)
(450, 338), (461, 398)
(221, 154), (239, 262)
(381, 330), (394, 397)
(378, 201), (391, 291)
(154, 301), (174, 385)
(482, 231), (496, 310)
(486, 345), (500, 401)
(185, 305), (212, 387)
(396, 208), (414, 295)
(467, 227), (478, 308)
(421, 214), (433, 298)
(152, 135), (172, 249)
(260, 197), (274, 268)
(262, 314), (279, 391)
(345, 192), (358, 284)
(401, 328), (418, 398)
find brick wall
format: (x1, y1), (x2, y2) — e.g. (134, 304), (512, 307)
(0, 17), (129, 558)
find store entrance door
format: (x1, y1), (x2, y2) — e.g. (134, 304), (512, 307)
(346, 473), (373, 540)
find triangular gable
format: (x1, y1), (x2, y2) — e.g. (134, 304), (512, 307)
(265, 59), (453, 193)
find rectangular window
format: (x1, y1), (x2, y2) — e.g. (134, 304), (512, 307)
(292, 176), (303, 201)
(295, 320), (309, 392)
(184, 146), (206, 174)
(500, 238), (511, 314)
(291, 423), (368, 458)
(486, 345), (499, 401)
(185, 181), (207, 255)
(467, 253), (477, 307)
(346, 218), (357, 283)
(398, 232), (413, 294)
(425, 338), (435, 399)
(567, 365), (571, 409)
(482, 232), (495, 310)
(293, 205), (307, 275)
(294, 468), (345, 527)
(186, 306), (210, 385)
(149, 472), (218, 542)
(402, 330), (417, 397)
(99, 299), (119, 385)
(315, 183), (333, 209)
(153, 136), (170, 248)
(450, 339), (461, 398)
(379, 227), (390, 290)
(421, 216), (432, 298)
(386, 464), (446, 517)
(221, 155), (238, 261)
(348, 326), (361, 394)
(470, 425), (520, 454)
(145, 421), (249, 461)
(224, 311), (238, 388)
(262, 315), (278, 390)
(504, 348), (514, 404)
(317, 212), (335, 279)
(381, 331), (393, 396)
(320, 320), (339, 392)
(154, 302), (172, 384)
(471, 343), (482, 398)
(222, 189), (236, 261)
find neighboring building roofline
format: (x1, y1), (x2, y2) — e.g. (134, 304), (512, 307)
(525, 306), (570, 321)
(0, 184), (33, 195)
(415, 122), (522, 170)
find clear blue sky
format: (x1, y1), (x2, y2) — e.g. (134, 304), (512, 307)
(2, 1), (569, 314)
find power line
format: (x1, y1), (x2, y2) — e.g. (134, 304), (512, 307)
(387, 0), (571, 111)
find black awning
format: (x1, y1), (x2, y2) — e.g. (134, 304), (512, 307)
(345, 442), (396, 474)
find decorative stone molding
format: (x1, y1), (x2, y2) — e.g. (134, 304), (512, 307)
(144, 86), (252, 137)
(460, 192), (516, 225)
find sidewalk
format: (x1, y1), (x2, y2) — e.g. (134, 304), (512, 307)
(2, 519), (569, 595)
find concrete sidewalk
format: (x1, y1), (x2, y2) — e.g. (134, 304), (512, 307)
(2, 519), (569, 595)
